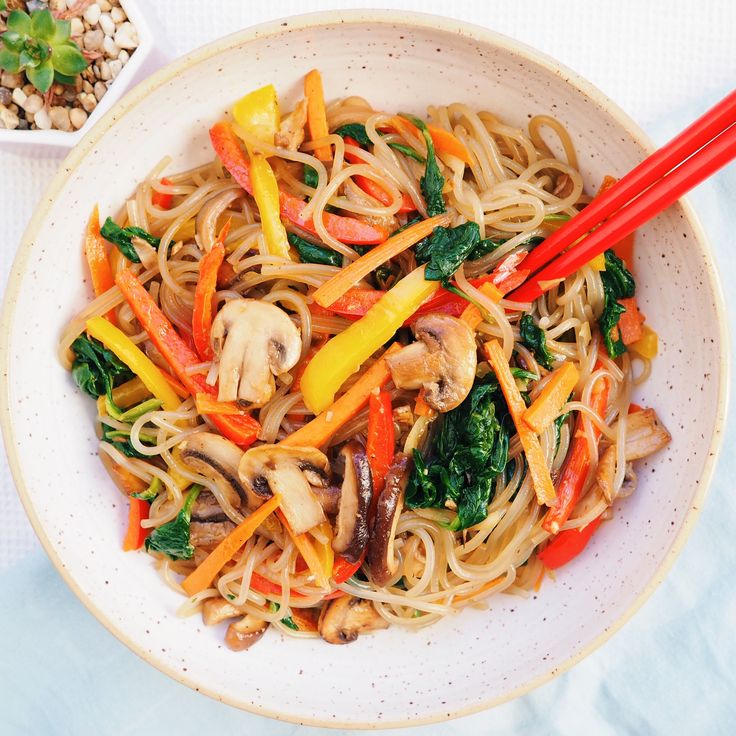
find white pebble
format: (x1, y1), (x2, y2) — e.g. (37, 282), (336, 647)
(83, 28), (104, 51)
(23, 94), (43, 114)
(49, 0), (67, 12)
(0, 106), (19, 130)
(70, 17), (84, 36)
(118, 49), (129, 64)
(98, 61), (111, 81)
(11, 87), (27, 106)
(97, 0), (111, 10)
(34, 107), (52, 130)
(50, 105), (72, 131)
(108, 59), (123, 80)
(83, 3), (101, 25)
(70, 107), (88, 130)
(110, 7), (125, 23)
(79, 93), (97, 112)
(1, 72), (22, 89)
(114, 22), (138, 50)
(93, 81), (107, 101)
(99, 12), (115, 37)
(102, 35), (119, 59)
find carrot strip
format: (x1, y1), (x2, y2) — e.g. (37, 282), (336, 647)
(278, 511), (331, 589)
(391, 116), (473, 165)
(523, 361), (580, 434)
(459, 282), (503, 329)
(617, 297), (645, 345)
(484, 340), (556, 506)
(84, 205), (117, 324)
(159, 368), (189, 399)
(151, 177), (174, 209)
(282, 343), (400, 449)
(195, 393), (249, 416)
(122, 497), (150, 551)
(312, 214), (450, 307)
(414, 387), (435, 418)
(181, 494), (281, 596)
(304, 69), (331, 161)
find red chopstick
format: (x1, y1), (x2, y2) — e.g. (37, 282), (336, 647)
(509, 90), (736, 303)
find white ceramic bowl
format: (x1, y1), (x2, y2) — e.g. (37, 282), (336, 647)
(0, 10), (728, 728)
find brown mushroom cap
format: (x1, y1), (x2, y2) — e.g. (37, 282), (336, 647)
(385, 313), (477, 413)
(224, 615), (269, 651)
(211, 299), (302, 406)
(331, 442), (373, 563)
(238, 444), (329, 535)
(318, 595), (389, 644)
(368, 453), (411, 587)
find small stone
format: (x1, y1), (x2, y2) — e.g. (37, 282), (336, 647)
(102, 35), (119, 59)
(97, 0), (112, 10)
(99, 12), (115, 36)
(8, 102), (18, 114)
(83, 28), (104, 52)
(118, 49), (129, 64)
(0, 106), (20, 129)
(22, 83), (35, 96)
(80, 93), (97, 112)
(1, 72), (22, 89)
(25, 111), (35, 123)
(82, 80), (94, 93)
(70, 107), (88, 130)
(110, 7), (125, 23)
(11, 87), (26, 106)
(114, 22), (138, 50)
(49, 0), (68, 12)
(63, 87), (77, 102)
(70, 17), (85, 36)
(49, 105), (72, 131)
(17, 117), (30, 130)
(98, 61), (111, 81)
(34, 107), (52, 130)
(22, 93), (43, 114)
(93, 81), (107, 101)
(25, 0), (46, 12)
(83, 3), (102, 25)
(108, 59), (123, 79)
(0, 88), (11, 106)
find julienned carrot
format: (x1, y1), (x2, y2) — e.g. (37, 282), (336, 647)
(484, 340), (556, 506)
(84, 205), (117, 324)
(181, 494), (282, 596)
(192, 222), (230, 361)
(537, 515), (603, 569)
(122, 497), (150, 551)
(523, 361), (580, 434)
(304, 69), (331, 161)
(459, 282), (504, 329)
(282, 343), (401, 448)
(414, 387), (435, 417)
(617, 297), (645, 345)
(278, 512), (332, 590)
(391, 116), (473, 165)
(159, 367), (189, 399)
(151, 177), (175, 209)
(115, 269), (260, 448)
(312, 214), (450, 307)
(543, 369), (610, 534)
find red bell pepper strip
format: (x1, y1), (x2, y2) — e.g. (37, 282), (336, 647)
(122, 497), (150, 551)
(537, 515), (603, 569)
(366, 390), (395, 503)
(115, 269), (260, 448)
(151, 177), (174, 209)
(343, 136), (415, 213)
(192, 221), (230, 361)
(542, 368), (610, 534)
(209, 121), (388, 245)
(332, 553), (364, 584)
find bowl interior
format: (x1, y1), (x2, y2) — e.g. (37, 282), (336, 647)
(1, 12), (726, 728)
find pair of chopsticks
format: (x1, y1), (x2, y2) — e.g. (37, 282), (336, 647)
(508, 90), (736, 303)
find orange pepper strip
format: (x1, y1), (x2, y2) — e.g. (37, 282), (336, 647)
(84, 205), (117, 324)
(304, 69), (331, 161)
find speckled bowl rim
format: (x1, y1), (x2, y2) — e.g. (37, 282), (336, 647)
(0, 9), (729, 729)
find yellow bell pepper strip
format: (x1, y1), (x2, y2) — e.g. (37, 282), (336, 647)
(304, 69), (331, 161)
(210, 121), (387, 245)
(588, 253), (606, 271)
(249, 152), (291, 258)
(232, 84), (280, 144)
(302, 267), (439, 414)
(484, 339), (557, 506)
(311, 214), (450, 308)
(522, 361), (579, 434)
(629, 324), (658, 359)
(86, 316), (181, 412)
(283, 343), (401, 449)
(181, 494), (282, 597)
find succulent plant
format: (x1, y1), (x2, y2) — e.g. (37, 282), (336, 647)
(0, 8), (88, 93)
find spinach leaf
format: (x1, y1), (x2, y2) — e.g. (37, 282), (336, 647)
(268, 601), (299, 631)
(415, 222), (480, 285)
(334, 123), (372, 147)
(468, 237), (502, 261)
(388, 142), (425, 163)
(100, 217), (160, 264)
(400, 114), (445, 217)
(100, 424), (156, 459)
(303, 164), (319, 189)
(407, 378), (510, 530)
(599, 249), (636, 358)
(71, 335), (134, 399)
(131, 477), (163, 501)
(145, 485), (202, 560)
(287, 232), (342, 267)
(519, 314), (555, 370)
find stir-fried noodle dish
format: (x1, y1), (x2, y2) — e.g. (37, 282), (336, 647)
(61, 72), (671, 648)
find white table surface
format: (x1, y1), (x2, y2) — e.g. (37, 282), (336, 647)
(1, 1), (735, 733)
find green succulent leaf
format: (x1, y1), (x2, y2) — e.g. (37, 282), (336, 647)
(52, 42), (88, 75)
(7, 10), (32, 36)
(53, 70), (77, 86)
(0, 1), (7, 14)
(30, 8), (55, 42)
(26, 57), (54, 93)
(51, 19), (71, 45)
(19, 48), (39, 69)
(1, 31), (24, 53)
(0, 47), (21, 73)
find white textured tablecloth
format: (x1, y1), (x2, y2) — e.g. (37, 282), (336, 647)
(1, 1), (735, 732)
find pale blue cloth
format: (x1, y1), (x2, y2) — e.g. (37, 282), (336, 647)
(2, 90), (735, 736)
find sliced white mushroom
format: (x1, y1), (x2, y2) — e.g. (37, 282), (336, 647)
(622, 409), (672, 461)
(596, 445), (617, 503)
(202, 597), (242, 626)
(211, 299), (301, 406)
(386, 313), (477, 413)
(238, 444), (329, 535)
(318, 595), (388, 644)
(274, 98), (308, 151)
